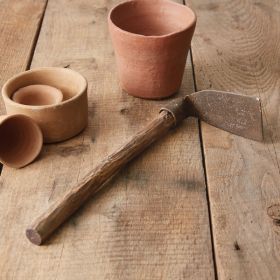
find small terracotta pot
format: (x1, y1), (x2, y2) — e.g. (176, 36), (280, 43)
(12, 85), (63, 106)
(2, 67), (88, 143)
(108, 0), (196, 99)
(0, 114), (43, 168)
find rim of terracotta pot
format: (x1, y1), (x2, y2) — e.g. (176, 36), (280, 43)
(0, 114), (43, 168)
(2, 67), (87, 110)
(108, 0), (197, 39)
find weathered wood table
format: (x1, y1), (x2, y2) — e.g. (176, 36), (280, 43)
(0, 0), (279, 279)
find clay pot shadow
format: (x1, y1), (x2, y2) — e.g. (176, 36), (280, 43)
(0, 115), (43, 168)
(108, 0), (197, 99)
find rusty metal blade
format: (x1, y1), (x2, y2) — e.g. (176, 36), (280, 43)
(186, 90), (263, 141)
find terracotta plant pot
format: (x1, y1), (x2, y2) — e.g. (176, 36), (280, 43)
(0, 114), (43, 168)
(108, 0), (196, 99)
(12, 85), (63, 106)
(2, 67), (88, 143)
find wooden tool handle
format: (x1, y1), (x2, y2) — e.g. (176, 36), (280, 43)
(26, 111), (176, 245)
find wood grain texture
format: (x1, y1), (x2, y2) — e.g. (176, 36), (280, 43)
(190, 0), (280, 278)
(0, 0), (47, 111)
(27, 111), (176, 245)
(0, 0), (215, 279)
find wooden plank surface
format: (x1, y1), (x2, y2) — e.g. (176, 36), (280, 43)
(191, 0), (280, 279)
(0, 0), (215, 279)
(0, 0), (47, 111)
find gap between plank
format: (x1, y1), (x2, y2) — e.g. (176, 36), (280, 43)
(183, 0), (219, 277)
(26, 0), (49, 70)
(189, 45), (219, 280)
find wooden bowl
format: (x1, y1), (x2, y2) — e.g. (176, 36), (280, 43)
(2, 67), (88, 143)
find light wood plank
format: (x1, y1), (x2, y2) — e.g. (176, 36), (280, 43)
(190, 0), (280, 278)
(0, 0), (47, 112)
(0, 0), (215, 279)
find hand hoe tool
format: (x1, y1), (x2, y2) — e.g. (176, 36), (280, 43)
(26, 90), (263, 245)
